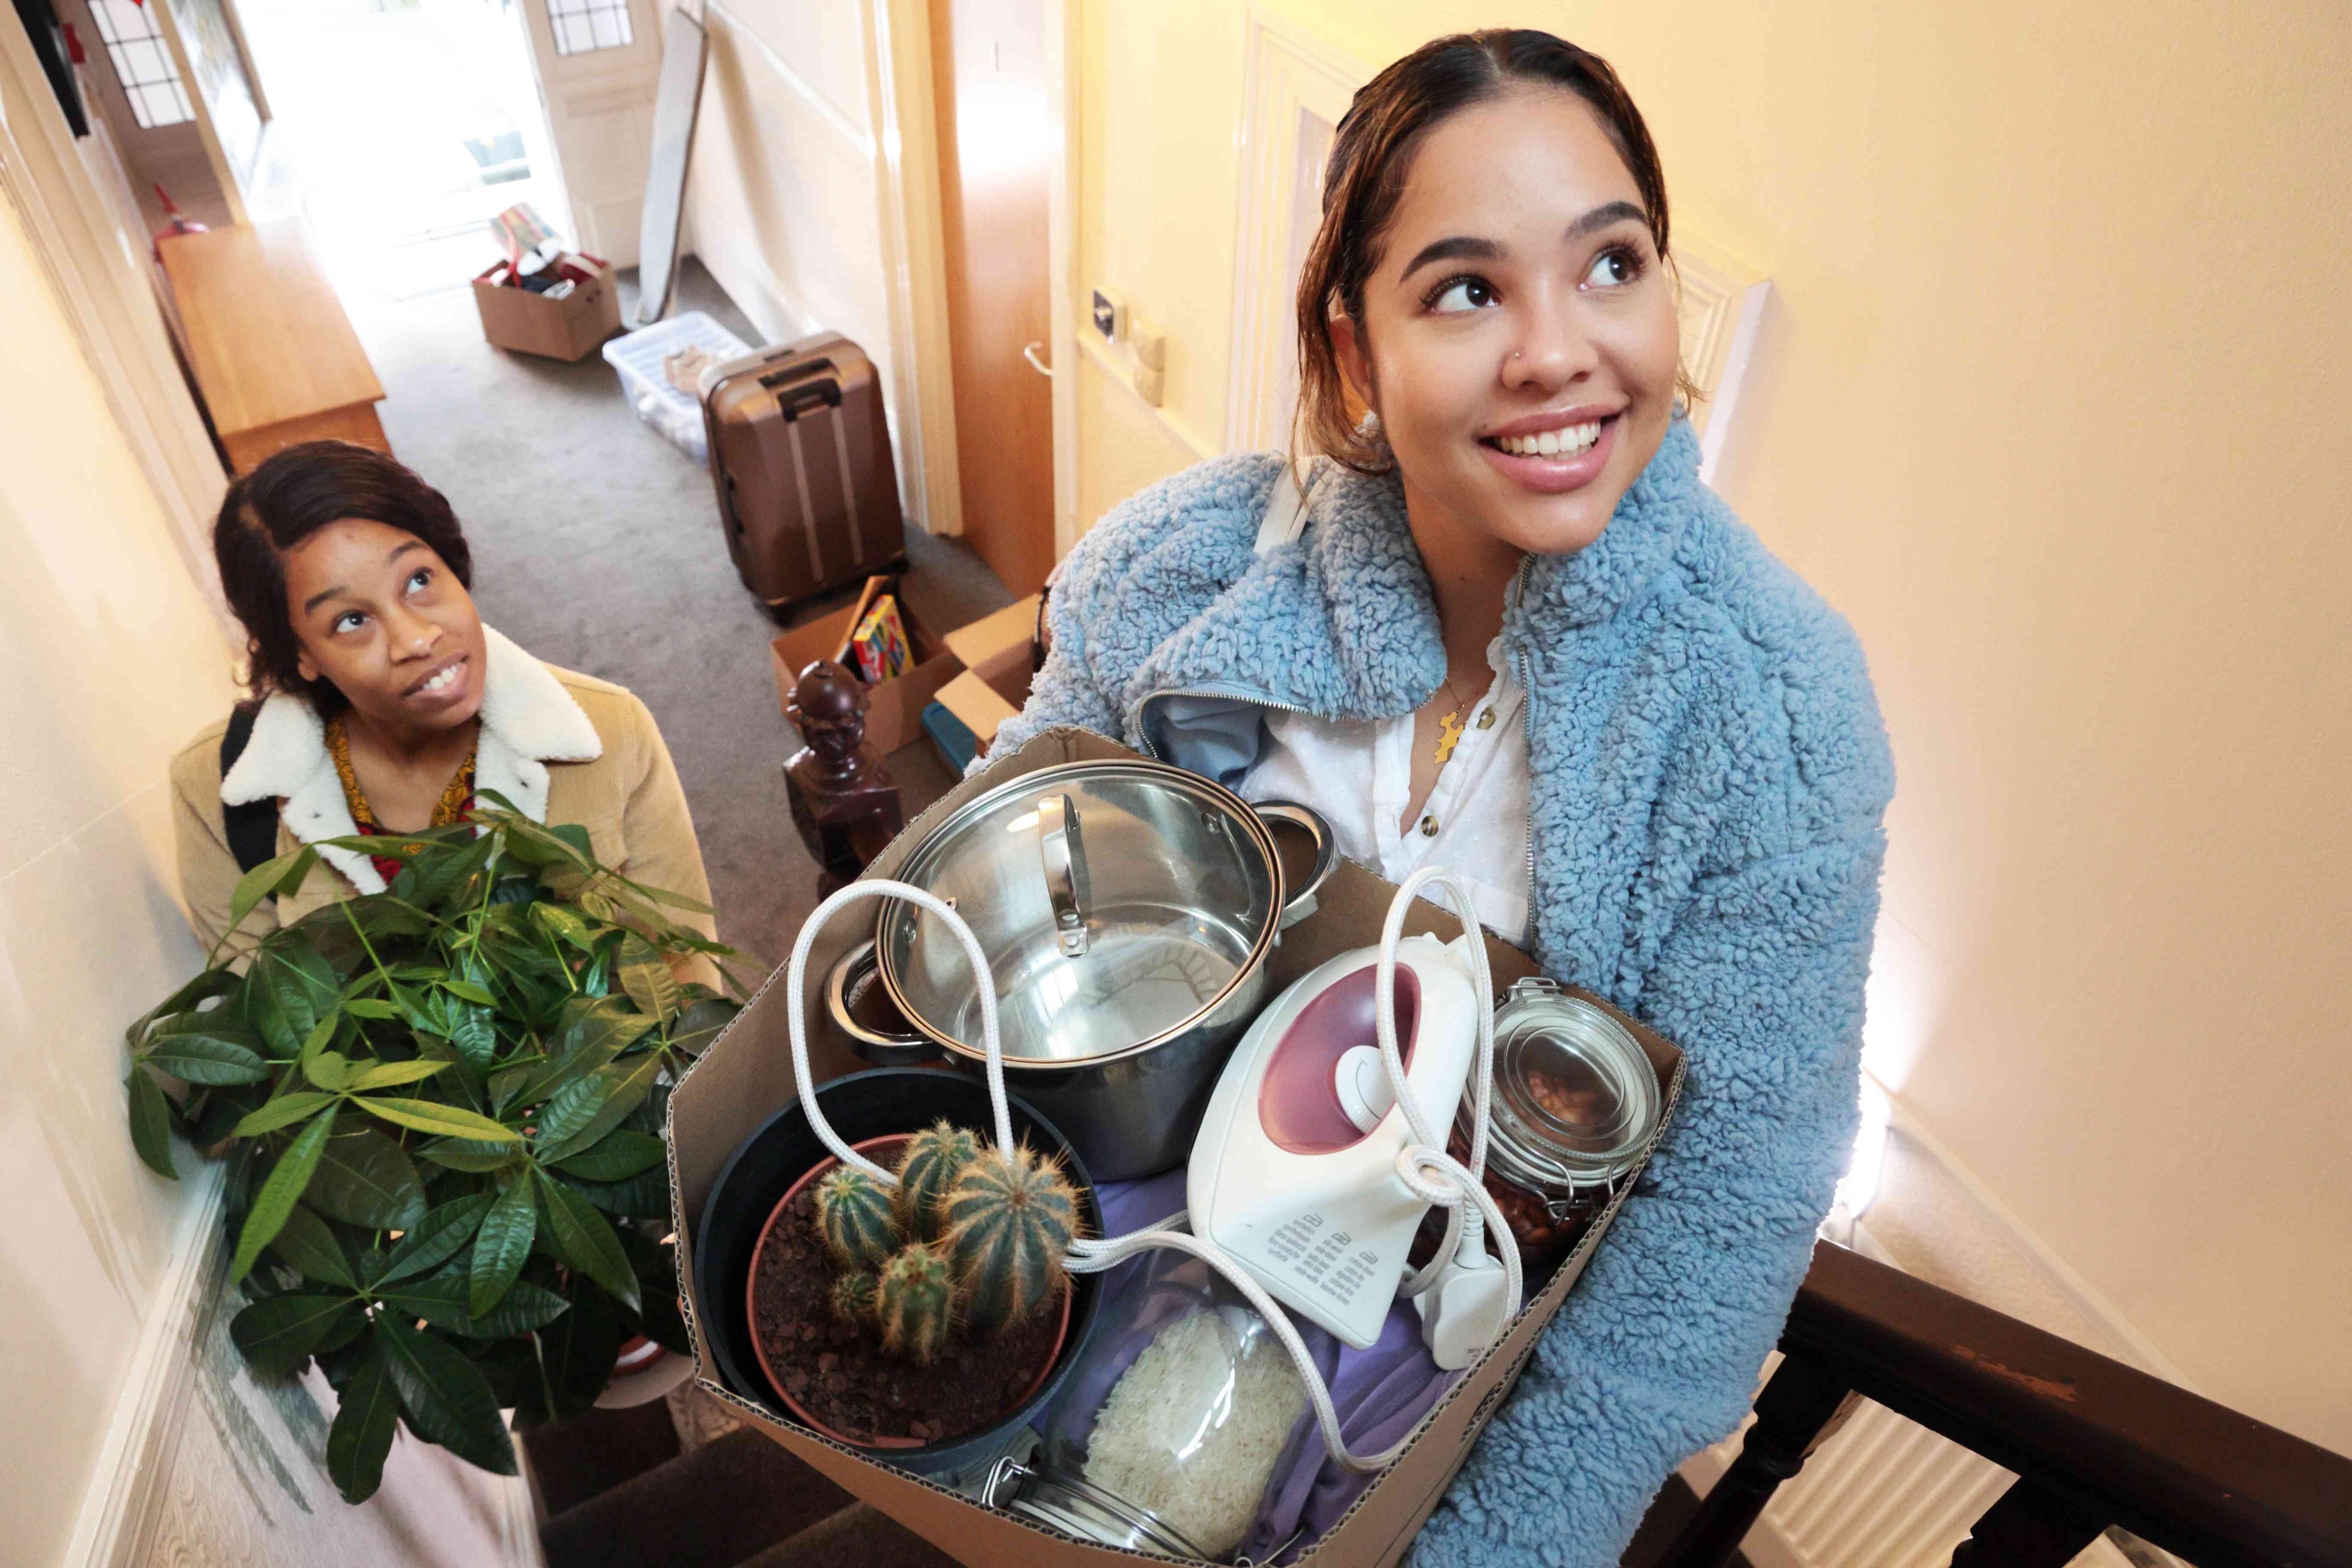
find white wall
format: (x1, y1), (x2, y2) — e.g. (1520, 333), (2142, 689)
(1064, 0), (2352, 1458)
(0, 187), (240, 1563)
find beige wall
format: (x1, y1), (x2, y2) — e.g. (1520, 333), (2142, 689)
(0, 191), (240, 1559)
(672, 0), (957, 534)
(1067, 0), (2352, 1455)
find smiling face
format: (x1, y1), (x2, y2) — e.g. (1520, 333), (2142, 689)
(1331, 86), (1684, 557)
(281, 517), (488, 733)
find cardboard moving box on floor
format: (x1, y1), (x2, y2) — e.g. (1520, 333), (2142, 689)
(771, 580), (1041, 757)
(668, 728), (1685, 1568)
(471, 257), (622, 361)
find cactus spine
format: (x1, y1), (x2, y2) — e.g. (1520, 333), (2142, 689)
(875, 1243), (956, 1364)
(940, 1142), (1080, 1336)
(892, 1120), (980, 1240)
(813, 1166), (900, 1270)
(828, 1268), (878, 1328)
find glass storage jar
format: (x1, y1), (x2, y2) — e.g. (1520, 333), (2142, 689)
(1449, 977), (1661, 1272)
(985, 1253), (1321, 1562)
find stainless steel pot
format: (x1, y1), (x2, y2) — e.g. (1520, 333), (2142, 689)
(827, 760), (1334, 1180)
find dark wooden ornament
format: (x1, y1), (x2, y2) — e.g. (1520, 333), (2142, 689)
(784, 659), (903, 886)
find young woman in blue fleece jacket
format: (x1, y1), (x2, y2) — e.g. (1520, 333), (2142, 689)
(990, 29), (1893, 1567)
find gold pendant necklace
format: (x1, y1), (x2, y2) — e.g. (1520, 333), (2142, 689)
(1434, 708), (1468, 765)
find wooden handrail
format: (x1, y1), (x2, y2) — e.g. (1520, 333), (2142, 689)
(1657, 1240), (2352, 1568)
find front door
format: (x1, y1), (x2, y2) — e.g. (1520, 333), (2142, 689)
(515, 0), (661, 266)
(931, 0), (1055, 599)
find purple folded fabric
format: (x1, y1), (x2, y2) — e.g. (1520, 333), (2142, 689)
(1086, 1173), (1468, 1564)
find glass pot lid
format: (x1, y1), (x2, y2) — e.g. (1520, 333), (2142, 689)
(877, 761), (1283, 1066)
(1471, 977), (1660, 1195)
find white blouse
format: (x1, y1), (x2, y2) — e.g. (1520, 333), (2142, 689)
(1240, 636), (1533, 948)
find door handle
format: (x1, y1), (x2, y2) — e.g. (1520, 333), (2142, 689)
(1021, 340), (1054, 378)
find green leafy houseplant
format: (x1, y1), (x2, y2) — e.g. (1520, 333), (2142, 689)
(122, 794), (742, 1504)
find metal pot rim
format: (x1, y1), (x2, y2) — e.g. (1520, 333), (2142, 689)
(874, 759), (1286, 1069)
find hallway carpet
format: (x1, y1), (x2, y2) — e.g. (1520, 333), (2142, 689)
(348, 259), (1012, 971)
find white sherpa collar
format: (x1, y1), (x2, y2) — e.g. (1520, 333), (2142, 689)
(219, 626), (602, 894)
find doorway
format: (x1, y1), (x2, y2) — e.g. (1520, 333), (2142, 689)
(930, 0), (1057, 599)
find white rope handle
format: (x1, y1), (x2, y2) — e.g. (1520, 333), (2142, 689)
(785, 878), (1012, 1182)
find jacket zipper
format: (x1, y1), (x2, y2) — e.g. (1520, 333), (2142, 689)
(1128, 685), (1317, 761)
(1507, 557), (1539, 929)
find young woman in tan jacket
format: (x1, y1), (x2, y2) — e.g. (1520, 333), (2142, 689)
(170, 441), (717, 980)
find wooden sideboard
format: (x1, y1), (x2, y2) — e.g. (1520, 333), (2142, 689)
(159, 217), (389, 474)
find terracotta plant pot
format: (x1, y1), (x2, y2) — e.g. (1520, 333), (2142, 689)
(695, 1068), (1106, 1479)
(746, 1133), (1074, 1449)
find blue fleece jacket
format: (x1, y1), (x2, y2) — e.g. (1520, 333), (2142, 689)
(992, 418), (1893, 1567)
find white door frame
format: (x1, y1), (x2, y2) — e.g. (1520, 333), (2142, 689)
(0, 8), (234, 630)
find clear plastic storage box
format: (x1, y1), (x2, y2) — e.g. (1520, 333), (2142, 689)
(600, 311), (755, 467)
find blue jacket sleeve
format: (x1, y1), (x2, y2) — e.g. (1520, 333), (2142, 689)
(1411, 828), (1884, 1567)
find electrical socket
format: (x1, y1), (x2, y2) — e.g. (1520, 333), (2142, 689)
(1090, 288), (1127, 342)
(1130, 361), (1165, 407)
(1131, 317), (1166, 372)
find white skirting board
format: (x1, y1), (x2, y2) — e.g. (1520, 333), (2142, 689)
(62, 1162), (543, 1568)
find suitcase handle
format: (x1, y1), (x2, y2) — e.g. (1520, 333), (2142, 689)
(775, 379), (843, 423)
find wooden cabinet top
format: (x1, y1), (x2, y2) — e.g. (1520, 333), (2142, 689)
(159, 218), (385, 438)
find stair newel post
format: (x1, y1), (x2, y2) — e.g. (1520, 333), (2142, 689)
(784, 658), (905, 885)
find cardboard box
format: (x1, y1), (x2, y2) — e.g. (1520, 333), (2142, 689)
(668, 727), (1687, 1568)
(471, 256), (623, 361)
(934, 594), (1043, 755)
(771, 582), (1042, 758)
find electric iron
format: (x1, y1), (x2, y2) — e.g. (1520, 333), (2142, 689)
(1187, 929), (1509, 1357)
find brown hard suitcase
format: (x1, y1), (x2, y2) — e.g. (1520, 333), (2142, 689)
(701, 331), (905, 610)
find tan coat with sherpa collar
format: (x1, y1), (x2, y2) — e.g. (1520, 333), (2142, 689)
(170, 627), (718, 971)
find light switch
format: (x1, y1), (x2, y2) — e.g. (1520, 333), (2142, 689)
(1131, 361), (1165, 406)
(1132, 317), (1166, 371)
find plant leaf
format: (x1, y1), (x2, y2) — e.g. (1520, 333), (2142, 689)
(469, 1176), (538, 1317)
(442, 979), (496, 1007)
(444, 1002), (498, 1072)
(229, 1111), (337, 1285)
(124, 966), (240, 1054)
(126, 1066), (178, 1179)
(308, 1124), (427, 1230)
(267, 1204), (356, 1288)
(343, 997), (402, 1020)
(376, 1192), (495, 1287)
(249, 940), (340, 1060)
(617, 934), (680, 1024)
(667, 998), (738, 1058)
(304, 1050), (352, 1091)
(356, 1097), (521, 1142)
(383, 1273), (570, 1338)
(228, 846), (319, 934)
(416, 1138), (521, 1173)
(377, 1314), (517, 1476)
(566, 1167), (671, 1220)
(531, 1075), (610, 1156)
(140, 1030), (270, 1085)
(552, 1130), (665, 1183)
(533, 1169), (640, 1314)
(348, 1059), (449, 1092)
(326, 1347), (399, 1504)
(234, 1090), (336, 1138)
(532, 1275), (623, 1423)
(531, 902), (596, 952)
(538, 1053), (665, 1166)
(230, 1292), (356, 1375)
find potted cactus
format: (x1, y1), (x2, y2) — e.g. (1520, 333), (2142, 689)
(745, 1116), (1084, 1450)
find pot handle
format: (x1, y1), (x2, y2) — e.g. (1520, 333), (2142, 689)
(824, 939), (941, 1066)
(1037, 792), (1092, 958)
(1253, 799), (1337, 928)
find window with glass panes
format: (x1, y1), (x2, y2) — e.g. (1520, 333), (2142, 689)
(88, 0), (194, 129)
(548, 0), (633, 55)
